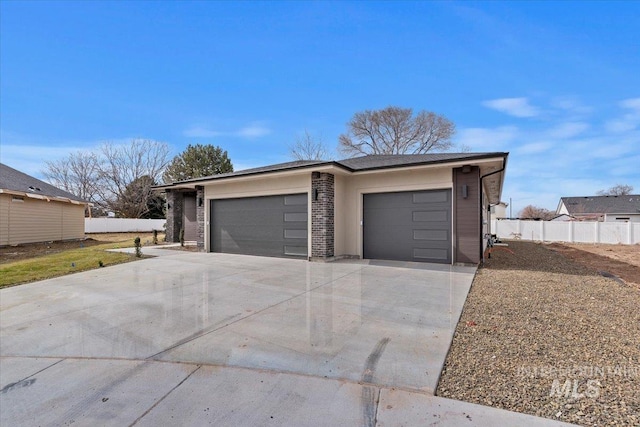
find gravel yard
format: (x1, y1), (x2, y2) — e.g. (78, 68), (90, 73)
(437, 241), (640, 427)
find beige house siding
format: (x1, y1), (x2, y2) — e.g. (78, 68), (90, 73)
(0, 194), (85, 245)
(338, 166), (453, 258)
(0, 195), (9, 246)
(203, 172), (312, 253)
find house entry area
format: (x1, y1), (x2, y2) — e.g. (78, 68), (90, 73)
(209, 193), (308, 258)
(363, 189), (452, 264)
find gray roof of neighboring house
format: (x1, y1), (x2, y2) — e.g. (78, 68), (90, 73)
(0, 163), (86, 202)
(163, 152), (507, 186)
(560, 195), (640, 215)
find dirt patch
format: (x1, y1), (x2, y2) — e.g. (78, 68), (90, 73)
(437, 240), (640, 427)
(0, 233), (166, 265)
(549, 243), (640, 288)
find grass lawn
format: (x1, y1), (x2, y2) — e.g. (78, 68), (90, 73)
(0, 233), (161, 288)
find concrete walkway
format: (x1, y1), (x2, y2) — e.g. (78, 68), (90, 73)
(1, 250), (577, 426)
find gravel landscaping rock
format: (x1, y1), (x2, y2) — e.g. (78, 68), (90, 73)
(437, 241), (640, 426)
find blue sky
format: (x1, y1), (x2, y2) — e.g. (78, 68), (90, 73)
(1, 1), (638, 215)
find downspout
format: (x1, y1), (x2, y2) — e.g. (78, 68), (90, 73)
(479, 158), (507, 263)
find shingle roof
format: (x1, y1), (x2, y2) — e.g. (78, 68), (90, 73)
(560, 195), (640, 215)
(0, 163), (86, 202)
(166, 152), (507, 185)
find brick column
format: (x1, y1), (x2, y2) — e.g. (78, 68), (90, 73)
(311, 172), (334, 258)
(165, 190), (183, 243)
(196, 186), (205, 250)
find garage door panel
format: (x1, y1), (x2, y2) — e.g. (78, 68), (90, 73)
(284, 212), (307, 222)
(413, 229), (449, 241)
(211, 194), (308, 258)
(363, 190), (451, 264)
(284, 229), (307, 239)
(283, 194), (307, 205)
(413, 192), (448, 203)
(412, 210), (449, 222)
(414, 248), (449, 261)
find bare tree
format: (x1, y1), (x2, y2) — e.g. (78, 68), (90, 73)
(96, 139), (171, 218)
(596, 184), (634, 196)
(42, 151), (101, 203)
(338, 106), (455, 157)
(519, 205), (554, 220)
(289, 129), (330, 161)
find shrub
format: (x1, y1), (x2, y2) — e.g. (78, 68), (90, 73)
(134, 237), (142, 258)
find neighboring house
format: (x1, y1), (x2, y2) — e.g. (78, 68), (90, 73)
(490, 201), (509, 221)
(556, 195), (640, 222)
(0, 163), (89, 246)
(550, 214), (574, 222)
(157, 153), (508, 265)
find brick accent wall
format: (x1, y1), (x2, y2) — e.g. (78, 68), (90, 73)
(196, 186), (205, 250)
(311, 172), (335, 258)
(165, 190), (183, 243)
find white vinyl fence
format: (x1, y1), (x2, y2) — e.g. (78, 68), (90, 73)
(491, 220), (639, 245)
(85, 218), (166, 233)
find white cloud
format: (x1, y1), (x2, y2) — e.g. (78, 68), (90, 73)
(478, 96), (640, 215)
(517, 141), (552, 154)
(547, 121), (589, 139)
(0, 131), (150, 178)
(482, 97), (540, 118)
(455, 126), (518, 151)
(550, 97), (593, 118)
(236, 123), (271, 138)
(605, 97), (640, 133)
(183, 121), (271, 139)
(621, 98), (640, 110)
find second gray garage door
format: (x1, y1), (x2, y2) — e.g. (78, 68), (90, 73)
(210, 194), (308, 258)
(363, 189), (452, 263)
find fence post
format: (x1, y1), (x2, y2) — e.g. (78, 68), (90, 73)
(569, 221), (573, 243)
(595, 221), (599, 243)
(518, 220), (522, 240)
(629, 221), (633, 245)
(540, 221), (545, 242)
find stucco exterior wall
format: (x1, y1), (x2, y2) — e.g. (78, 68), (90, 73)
(203, 173), (311, 252)
(0, 194), (85, 246)
(333, 174), (347, 257)
(338, 166), (453, 258)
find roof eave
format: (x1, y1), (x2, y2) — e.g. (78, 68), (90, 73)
(0, 188), (90, 205)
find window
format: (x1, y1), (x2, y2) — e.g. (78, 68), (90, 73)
(12, 196), (24, 203)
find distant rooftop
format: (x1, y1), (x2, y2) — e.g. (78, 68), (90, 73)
(0, 163), (86, 202)
(560, 195), (640, 214)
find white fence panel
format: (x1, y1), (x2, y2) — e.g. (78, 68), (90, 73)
(493, 220), (520, 239)
(599, 222), (629, 244)
(491, 220), (637, 245)
(573, 222), (596, 243)
(520, 221), (543, 241)
(85, 218), (166, 233)
(542, 221), (570, 242)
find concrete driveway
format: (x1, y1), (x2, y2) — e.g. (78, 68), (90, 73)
(1, 250), (575, 426)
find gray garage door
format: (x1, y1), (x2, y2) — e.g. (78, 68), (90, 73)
(363, 189), (452, 264)
(210, 194), (308, 258)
